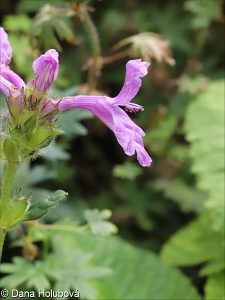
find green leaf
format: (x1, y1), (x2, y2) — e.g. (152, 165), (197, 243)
(22, 190), (67, 221)
(152, 178), (205, 213)
(204, 271), (225, 300)
(0, 257), (50, 290)
(17, 0), (63, 12)
(43, 251), (110, 300)
(3, 15), (32, 31)
(56, 109), (92, 138)
(160, 212), (224, 266)
(40, 142), (70, 161)
(31, 4), (75, 51)
(199, 255), (225, 276)
(185, 80), (225, 230)
(113, 162), (142, 180)
(84, 209), (118, 236)
(53, 18), (77, 45)
(54, 229), (201, 300)
(146, 116), (178, 141)
(184, 0), (221, 28)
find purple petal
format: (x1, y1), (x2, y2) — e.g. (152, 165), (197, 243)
(112, 106), (152, 167)
(42, 99), (60, 115)
(32, 49), (59, 92)
(136, 144), (152, 167)
(0, 27), (12, 65)
(59, 95), (115, 131)
(0, 75), (20, 97)
(0, 65), (25, 91)
(110, 59), (150, 106)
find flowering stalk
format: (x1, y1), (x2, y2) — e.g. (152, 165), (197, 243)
(0, 27), (64, 262)
(0, 26), (152, 261)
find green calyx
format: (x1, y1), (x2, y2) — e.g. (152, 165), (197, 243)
(1, 120), (63, 162)
(1, 90), (63, 162)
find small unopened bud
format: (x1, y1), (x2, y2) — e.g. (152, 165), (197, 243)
(31, 49), (59, 92)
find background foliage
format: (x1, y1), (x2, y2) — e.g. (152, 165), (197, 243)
(0, 0), (224, 299)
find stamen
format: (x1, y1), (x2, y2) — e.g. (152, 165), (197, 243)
(124, 103), (144, 114)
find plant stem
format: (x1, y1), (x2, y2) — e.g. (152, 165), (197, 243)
(0, 161), (18, 210)
(0, 230), (6, 263)
(81, 8), (101, 94)
(27, 221), (89, 232)
(102, 50), (130, 64)
(0, 161), (18, 262)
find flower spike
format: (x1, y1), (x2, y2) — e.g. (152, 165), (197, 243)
(0, 26), (152, 167)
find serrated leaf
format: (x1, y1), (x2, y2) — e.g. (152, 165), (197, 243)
(43, 250), (110, 300)
(84, 209), (118, 236)
(51, 228), (201, 300)
(53, 19), (77, 44)
(185, 80), (225, 230)
(0, 257), (50, 290)
(200, 256), (225, 276)
(152, 178), (205, 213)
(204, 271), (225, 300)
(160, 212), (224, 266)
(184, 0), (221, 28)
(56, 109), (92, 138)
(31, 4), (75, 51)
(40, 142), (70, 161)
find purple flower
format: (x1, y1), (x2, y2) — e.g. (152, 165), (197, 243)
(0, 27), (26, 91)
(59, 60), (152, 167)
(0, 74), (20, 97)
(0, 27), (12, 65)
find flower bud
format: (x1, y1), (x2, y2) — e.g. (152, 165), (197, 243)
(31, 49), (59, 92)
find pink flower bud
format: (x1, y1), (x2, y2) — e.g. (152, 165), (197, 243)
(31, 49), (59, 92)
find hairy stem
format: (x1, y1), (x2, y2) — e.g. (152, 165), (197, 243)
(0, 161), (18, 262)
(81, 8), (101, 94)
(102, 50), (130, 64)
(0, 161), (18, 210)
(0, 230), (6, 263)
(25, 221), (89, 232)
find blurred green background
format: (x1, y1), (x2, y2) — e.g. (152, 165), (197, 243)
(0, 0), (224, 299)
